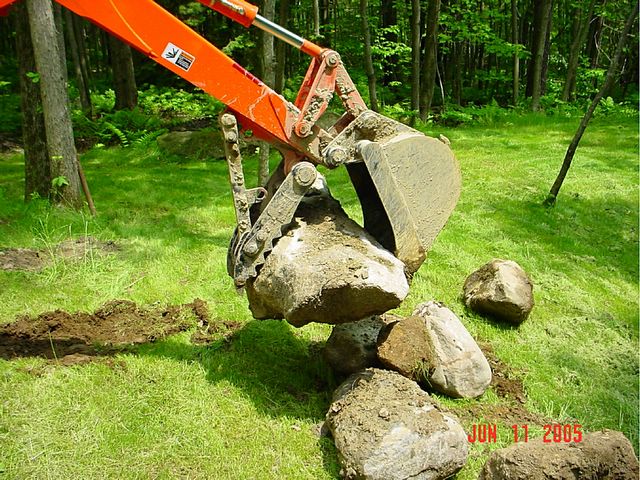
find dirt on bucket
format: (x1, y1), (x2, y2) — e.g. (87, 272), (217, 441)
(0, 298), (215, 361)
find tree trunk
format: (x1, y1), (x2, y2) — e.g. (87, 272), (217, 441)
(52, 2), (67, 86)
(258, 0), (276, 187)
(410, 0), (421, 116)
(72, 14), (92, 91)
(381, 0), (399, 84)
(25, 0), (81, 207)
(312, 0), (320, 38)
(511, 0), (520, 105)
(15, 2), (50, 201)
(530, 0), (552, 110)
(562, 0), (596, 101)
(274, 0), (290, 93)
(586, 5), (605, 69)
(420, 0), (441, 120)
(108, 34), (137, 110)
(544, 2), (638, 206)
(540, 0), (554, 96)
(360, 0), (379, 112)
(63, 8), (92, 115)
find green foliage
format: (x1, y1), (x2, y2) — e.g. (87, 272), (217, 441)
(222, 33), (255, 57)
(51, 176), (69, 188)
(25, 72), (39, 84)
(177, 1), (207, 27)
(0, 93), (21, 135)
(72, 87), (221, 147)
(138, 86), (223, 122)
(72, 107), (162, 147)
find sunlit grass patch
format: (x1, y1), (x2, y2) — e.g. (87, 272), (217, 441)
(0, 113), (637, 478)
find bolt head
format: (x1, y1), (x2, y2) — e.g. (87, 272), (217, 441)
(297, 123), (311, 137)
(326, 147), (347, 167)
(243, 241), (259, 256)
(326, 53), (340, 67)
(220, 113), (236, 127)
(292, 163), (317, 187)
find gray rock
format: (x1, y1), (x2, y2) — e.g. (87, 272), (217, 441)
(326, 369), (468, 480)
(156, 129), (226, 160)
(479, 429), (639, 480)
(324, 316), (391, 375)
(377, 302), (491, 398)
(413, 301), (491, 398)
(463, 259), (534, 324)
(245, 193), (409, 327)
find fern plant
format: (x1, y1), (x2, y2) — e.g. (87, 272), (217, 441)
(104, 122), (129, 147)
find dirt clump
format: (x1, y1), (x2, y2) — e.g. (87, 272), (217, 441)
(189, 299), (243, 346)
(0, 298), (211, 360)
(448, 342), (550, 427)
(0, 236), (118, 272)
(479, 342), (526, 403)
(0, 248), (47, 271)
(55, 236), (119, 260)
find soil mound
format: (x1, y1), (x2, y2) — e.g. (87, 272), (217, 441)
(0, 298), (209, 360)
(0, 236), (118, 272)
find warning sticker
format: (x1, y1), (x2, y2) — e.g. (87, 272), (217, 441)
(162, 42), (195, 72)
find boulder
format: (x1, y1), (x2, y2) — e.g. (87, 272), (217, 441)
(156, 129), (226, 160)
(479, 429), (639, 480)
(324, 315), (392, 375)
(377, 315), (435, 380)
(245, 188), (409, 327)
(377, 302), (491, 398)
(463, 259), (534, 324)
(326, 368), (469, 480)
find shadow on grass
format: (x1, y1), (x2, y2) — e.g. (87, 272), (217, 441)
(0, 316), (342, 476)
(467, 192), (638, 285)
(136, 319), (342, 477)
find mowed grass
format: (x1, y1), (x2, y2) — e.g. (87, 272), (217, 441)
(0, 112), (638, 478)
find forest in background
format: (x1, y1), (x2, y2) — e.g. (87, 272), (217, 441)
(0, 0), (637, 206)
(0, 0), (638, 136)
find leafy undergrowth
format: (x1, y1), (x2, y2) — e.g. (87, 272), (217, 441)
(0, 113), (637, 478)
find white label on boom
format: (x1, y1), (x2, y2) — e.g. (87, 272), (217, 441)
(162, 42), (195, 72)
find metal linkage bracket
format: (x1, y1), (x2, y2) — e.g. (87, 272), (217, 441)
(220, 112), (318, 287)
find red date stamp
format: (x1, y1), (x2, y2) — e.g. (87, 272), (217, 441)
(467, 424), (583, 443)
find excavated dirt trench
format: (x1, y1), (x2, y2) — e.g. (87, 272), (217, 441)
(0, 299), (239, 363)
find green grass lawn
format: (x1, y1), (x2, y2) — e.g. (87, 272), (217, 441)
(0, 112), (638, 478)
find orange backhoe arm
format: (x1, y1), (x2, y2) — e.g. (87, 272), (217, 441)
(0, 0), (343, 166)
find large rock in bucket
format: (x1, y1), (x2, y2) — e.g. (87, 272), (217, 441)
(246, 178), (409, 327)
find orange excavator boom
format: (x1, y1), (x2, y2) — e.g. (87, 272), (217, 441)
(2, 0), (462, 285)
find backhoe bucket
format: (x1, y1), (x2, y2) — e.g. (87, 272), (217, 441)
(332, 111), (461, 274)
